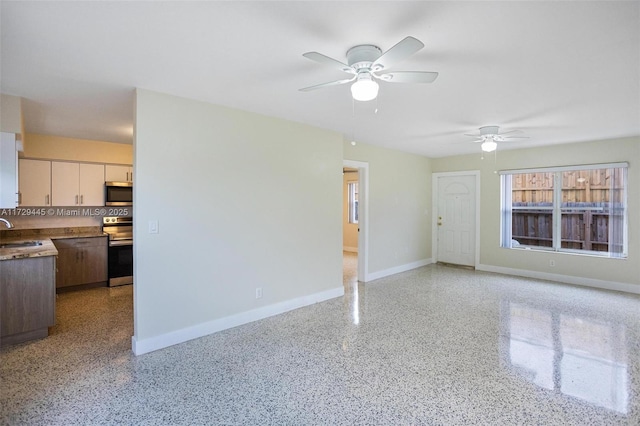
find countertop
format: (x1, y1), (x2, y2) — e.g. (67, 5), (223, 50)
(0, 238), (58, 261)
(0, 226), (106, 240)
(0, 227), (107, 261)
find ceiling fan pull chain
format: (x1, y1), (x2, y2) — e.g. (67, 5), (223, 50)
(351, 97), (356, 144)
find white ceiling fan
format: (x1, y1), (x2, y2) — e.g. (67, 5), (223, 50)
(299, 36), (438, 101)
(465, 125), (528, 152)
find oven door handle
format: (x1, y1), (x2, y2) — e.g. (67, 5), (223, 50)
(109, 240), (133, 247)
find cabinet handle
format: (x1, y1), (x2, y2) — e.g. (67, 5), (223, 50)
(18, 192), (22, 205)
(75, 195), (79, 205)
(80, 195), (84, 205)
(45, 194), (49, 205)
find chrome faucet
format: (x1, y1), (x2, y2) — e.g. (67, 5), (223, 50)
(0, 218), (14, 229)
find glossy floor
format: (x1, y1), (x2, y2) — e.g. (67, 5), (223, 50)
(1, 257), (639, 425)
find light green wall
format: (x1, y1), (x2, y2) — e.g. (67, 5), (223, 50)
(344, 140), (432, 273)
(134, 89), (344, 343)
(432, 137), (640, 288)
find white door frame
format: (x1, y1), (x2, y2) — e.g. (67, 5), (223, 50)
(432, 171), (481, 268)
(344, 160), (369, 282)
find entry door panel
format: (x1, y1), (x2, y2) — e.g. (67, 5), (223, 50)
(438, 176), (476, 266)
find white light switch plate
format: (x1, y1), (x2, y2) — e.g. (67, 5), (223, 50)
(148, 220), (159, 234)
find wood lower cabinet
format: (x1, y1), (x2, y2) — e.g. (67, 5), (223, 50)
(0, 256), (56, 346)
(54, 236), (108, 289)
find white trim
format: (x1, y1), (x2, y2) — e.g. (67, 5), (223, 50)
(344, 160), (369, 282)
(499, 162), (628, 175)
(476, 264), (640, 295)
(432, 171), (481, 268)
(131, 286), (344, 355)
(366, 258), (433, 282)
(343, 246), (358, 253)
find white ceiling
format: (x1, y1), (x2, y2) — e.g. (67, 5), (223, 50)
(1, 1), (638, 158)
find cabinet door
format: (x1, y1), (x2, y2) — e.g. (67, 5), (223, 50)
(79, 163), (105, 206)
(55, 247), (84, 288)
(18, 159), (51, 206)
(1, 256), (55, 338)
(0, 133), (18, 208)
(105, 165), (132, 182)
(82, 242), (108, 283)
(51, 162), (80, 206)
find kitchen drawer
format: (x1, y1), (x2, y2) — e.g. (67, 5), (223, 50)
(53, 236), (107, 249)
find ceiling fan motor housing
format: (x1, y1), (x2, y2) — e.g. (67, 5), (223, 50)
(346, 45), (382, 71)
(479, 125), (500, 136)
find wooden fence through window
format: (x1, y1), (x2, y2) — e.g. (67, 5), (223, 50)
(510, 169), (625, 252)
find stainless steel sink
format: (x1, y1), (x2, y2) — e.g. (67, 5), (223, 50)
(0, 241), (44, 249)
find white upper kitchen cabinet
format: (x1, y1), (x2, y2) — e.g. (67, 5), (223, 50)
(0, 132), (18, 208)
(105, 164), (133, 182)
(52, 161), (105, 206)
(19, 159), (51, 206)
(79, 163), (106, 206)
(52, 162), (79, 206)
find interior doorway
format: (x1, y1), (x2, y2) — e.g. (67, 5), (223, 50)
(343, 160), (368, 283)
(342, 166), (359, 288)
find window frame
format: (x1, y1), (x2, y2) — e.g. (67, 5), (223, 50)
(347, 181), (358, 224)
(500, 162), (628, 258)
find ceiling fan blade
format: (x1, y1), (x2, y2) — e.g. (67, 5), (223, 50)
(498, 129), (523, 135)
(377, 71), (439, 83)
(299, 76), (356, 92)
(372, 36), (424, 71)
(302, 52), (355, 74)
(502, 136), (530, 140)
(464, 133), (481, 137)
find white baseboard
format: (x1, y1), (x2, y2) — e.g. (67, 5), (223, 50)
(131, 286), (344, 356)
(343, 246), (358, 253)
(365, 258), (433, 282)
(476, 264), (640, 295)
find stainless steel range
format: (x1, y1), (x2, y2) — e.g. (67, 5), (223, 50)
(102, 216), (133, 287)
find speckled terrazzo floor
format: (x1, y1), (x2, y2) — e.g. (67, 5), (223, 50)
(1, 260), (639, 425)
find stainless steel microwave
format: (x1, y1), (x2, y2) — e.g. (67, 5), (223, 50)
(105, 181), (133, 206)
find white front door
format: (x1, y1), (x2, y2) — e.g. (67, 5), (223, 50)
(436, 174), (477, 267)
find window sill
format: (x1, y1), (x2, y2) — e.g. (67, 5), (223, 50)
(504, 245), (627, 260)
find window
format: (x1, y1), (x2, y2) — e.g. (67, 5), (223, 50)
(500, 163), (628, 258)
(348, 181), (358, 224)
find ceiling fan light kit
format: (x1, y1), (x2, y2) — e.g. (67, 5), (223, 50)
(466, 125), (529, 154)
(481, 140), (498, 152)
(300, 36), (438, 102)
(351, 73), (379, 102)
